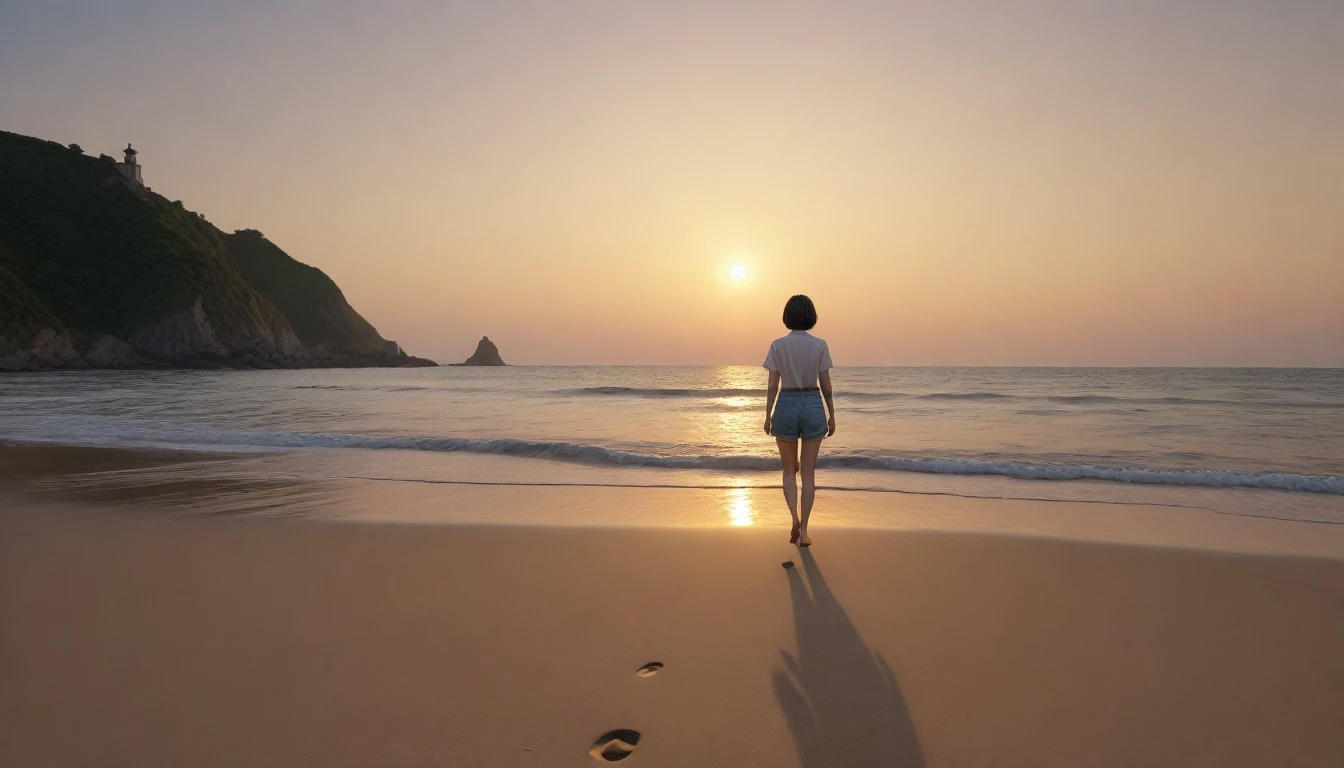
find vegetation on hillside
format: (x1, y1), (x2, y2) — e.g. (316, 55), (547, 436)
(0, 130), (295, 345)
(225, 230), (384, 352)
(0, 130), (392, 358)
(0, 132), (299, 349)
(0, 259), (62, 349)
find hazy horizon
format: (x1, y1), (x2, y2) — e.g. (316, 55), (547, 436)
(3, 0), (1340, 366)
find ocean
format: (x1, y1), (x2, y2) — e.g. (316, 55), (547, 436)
(2, 366), (1341, 525)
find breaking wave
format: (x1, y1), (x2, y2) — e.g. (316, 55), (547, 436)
(558, 386), (762, 398)
(559, 387), (1344, 409)
(15, 423), (1340, 495)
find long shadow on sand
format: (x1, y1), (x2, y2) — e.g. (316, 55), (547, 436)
(774, 550), (925, 768)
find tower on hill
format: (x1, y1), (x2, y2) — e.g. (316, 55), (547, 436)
(115, 143), (142, 185)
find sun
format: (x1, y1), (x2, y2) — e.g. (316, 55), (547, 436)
(729, 265), (747, 280)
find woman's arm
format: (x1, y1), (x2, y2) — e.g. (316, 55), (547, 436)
(819, 369), (836, 436)
(764, 370), (781, 435)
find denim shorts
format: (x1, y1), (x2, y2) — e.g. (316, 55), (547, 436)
(772, 390), (828, 441)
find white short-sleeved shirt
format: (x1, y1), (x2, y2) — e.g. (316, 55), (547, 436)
(763, 331), (834, 389)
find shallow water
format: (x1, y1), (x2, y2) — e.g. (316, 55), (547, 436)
(1, 366), (1341, 523)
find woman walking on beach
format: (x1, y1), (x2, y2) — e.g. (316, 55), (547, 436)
(763, 295), (836, 547)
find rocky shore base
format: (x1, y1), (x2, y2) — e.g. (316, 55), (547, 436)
(0, 330), (437, 372)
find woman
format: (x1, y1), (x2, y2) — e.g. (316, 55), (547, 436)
(762, 294), (836, 547)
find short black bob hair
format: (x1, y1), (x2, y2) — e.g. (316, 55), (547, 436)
(782, 294), (818, 331)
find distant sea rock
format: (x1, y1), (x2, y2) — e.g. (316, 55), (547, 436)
(0, 129), (437, 372)
(456, 336), (506, 366)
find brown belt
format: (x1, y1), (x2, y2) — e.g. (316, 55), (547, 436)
(781, 387), (820, 392)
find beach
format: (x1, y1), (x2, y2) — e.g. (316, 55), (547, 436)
(3, 365), (1342, 766)
(3, 449), (1343, 768)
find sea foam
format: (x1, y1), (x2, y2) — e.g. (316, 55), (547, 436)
(12, 421), (1340, 495)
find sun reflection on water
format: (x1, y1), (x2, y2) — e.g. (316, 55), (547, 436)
(711, 397), (759, 409)
(684, 366), (770, 459)
(725, 487), (755, 526)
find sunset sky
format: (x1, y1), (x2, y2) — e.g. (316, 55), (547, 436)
(2, 0), (1340, 366)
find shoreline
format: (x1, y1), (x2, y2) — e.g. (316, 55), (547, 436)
(3, 441), (1343, 559)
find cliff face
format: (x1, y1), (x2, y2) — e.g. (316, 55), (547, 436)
(460, 336), (506, 366)
(0, 130), (435, 371)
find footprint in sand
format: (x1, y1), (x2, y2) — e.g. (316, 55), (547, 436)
(635, 662), (664, 678)
(590, 729), (641, 762)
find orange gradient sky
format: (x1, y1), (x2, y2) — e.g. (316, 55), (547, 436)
(2, 1), (1341, 365)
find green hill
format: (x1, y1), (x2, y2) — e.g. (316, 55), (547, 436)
(225, 229), (384, 354)
(0, 129), (432, 369)
(0, 260), (62, 353)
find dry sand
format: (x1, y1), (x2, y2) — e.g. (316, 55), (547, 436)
(3, 497), (1342, 768)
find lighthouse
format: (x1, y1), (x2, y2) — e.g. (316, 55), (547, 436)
(115, 143), (143, 185)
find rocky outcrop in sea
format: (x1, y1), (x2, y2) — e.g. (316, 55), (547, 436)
(456, 336), (506, 366)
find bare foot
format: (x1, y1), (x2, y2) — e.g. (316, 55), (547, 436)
(790, 523), (800, 544)
(798, 529), (812, 547)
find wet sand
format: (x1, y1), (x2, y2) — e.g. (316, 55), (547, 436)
(3, 487), (1342, 767)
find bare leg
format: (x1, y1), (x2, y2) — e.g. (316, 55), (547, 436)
(798, 439), (822, 546)
(776, 439), (800, 538)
